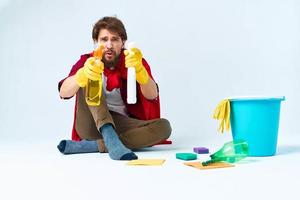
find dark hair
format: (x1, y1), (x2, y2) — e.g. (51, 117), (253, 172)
(92, 16), (127, 42)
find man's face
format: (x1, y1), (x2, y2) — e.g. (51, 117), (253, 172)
(97, 29), (124, 66)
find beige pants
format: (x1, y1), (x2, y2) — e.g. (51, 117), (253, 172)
(74, 88), (172, 152)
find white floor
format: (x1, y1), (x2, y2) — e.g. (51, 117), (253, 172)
(1, 135), (300, 200)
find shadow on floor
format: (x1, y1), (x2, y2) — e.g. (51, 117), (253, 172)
(133, 145), (184, 152)
(276, 145), (300, 156)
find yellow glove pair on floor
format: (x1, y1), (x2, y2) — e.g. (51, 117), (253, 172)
(213, 99), (231, 133)
(124, 48), (149, 85)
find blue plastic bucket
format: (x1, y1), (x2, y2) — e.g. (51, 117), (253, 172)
(230, 96), (285, 156)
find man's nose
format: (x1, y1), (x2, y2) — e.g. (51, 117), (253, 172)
(106, 41), (112, 48)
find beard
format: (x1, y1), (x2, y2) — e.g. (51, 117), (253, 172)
(102, 50), (120, 68)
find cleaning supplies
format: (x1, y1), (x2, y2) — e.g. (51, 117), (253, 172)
(85, 44), (104, 106)
(213, 99), (231, 133)
(126, 42), (137, 104)
(202, 140), (248, 166)
(176, 153), (197, 161)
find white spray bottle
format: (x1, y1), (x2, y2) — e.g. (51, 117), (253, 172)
(126, 42), (137, 104)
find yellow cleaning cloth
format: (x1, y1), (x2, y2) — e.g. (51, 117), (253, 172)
(213, 99), (231, 133)
(184, 161), (234, 170)
(127, 159), (165, 166)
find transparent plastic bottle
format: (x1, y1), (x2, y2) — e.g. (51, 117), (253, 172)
(202, 140), (248, 166)
(85, 44), (103, 106)
(85, 78), (102, 106)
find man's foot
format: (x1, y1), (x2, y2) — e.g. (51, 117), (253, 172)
(57, 139), (99, 154)
(120, 152), (138, 160)
(100, 124), (138, 160)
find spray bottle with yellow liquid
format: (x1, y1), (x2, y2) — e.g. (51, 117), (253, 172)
(85, 44), (104, 106)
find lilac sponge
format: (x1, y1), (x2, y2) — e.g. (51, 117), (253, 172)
(193, 147), (209, 154)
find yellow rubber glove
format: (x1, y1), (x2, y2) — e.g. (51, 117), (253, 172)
(75, 57), (104, 87)
(75, 68), (88, 87)
(213, 99), (231, 133)
(124, 48), (149, 85)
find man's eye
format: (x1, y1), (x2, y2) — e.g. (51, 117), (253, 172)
(100, 38), (108, 42)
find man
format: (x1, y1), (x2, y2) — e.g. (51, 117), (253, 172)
(58, 16), (171, 160)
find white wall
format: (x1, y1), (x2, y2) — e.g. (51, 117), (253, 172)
(0, 0), (299, 143)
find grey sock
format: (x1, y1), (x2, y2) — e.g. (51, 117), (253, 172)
(57, 139), (98, 154)
(100, 124), (138, 160)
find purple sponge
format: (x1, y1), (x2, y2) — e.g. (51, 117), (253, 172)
(193, 147), (209, 154)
